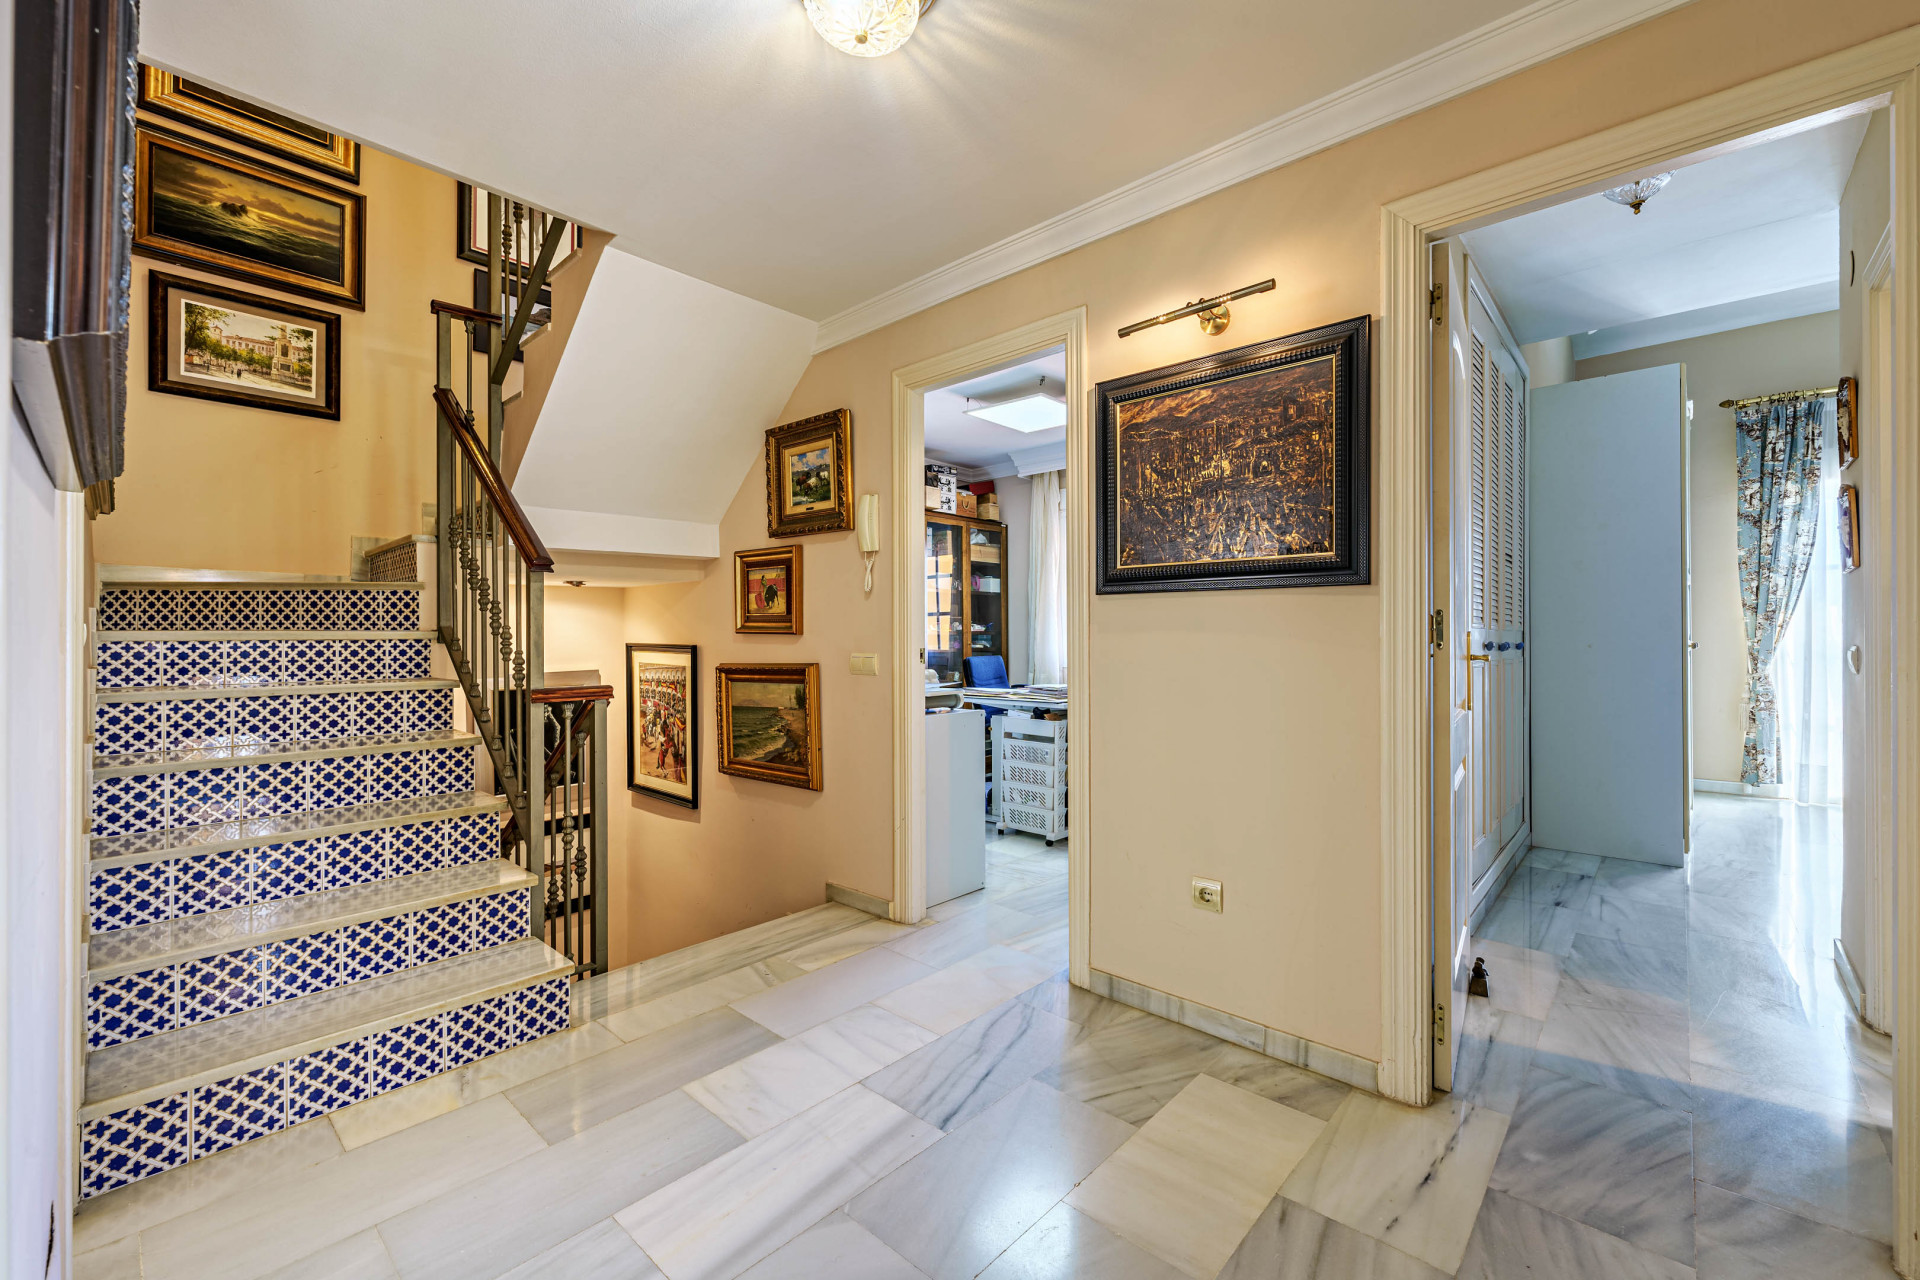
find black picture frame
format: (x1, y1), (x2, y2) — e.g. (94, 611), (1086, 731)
(1095, 315), (1371, 593)
(626, 643), (698, 808)
(147, 270), (342, 420)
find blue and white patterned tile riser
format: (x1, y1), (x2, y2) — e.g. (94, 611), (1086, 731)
(85, 887), (533, 1049)
(96, 638), (433, 691)
(95, 687), (454, 754)
(78, 979), (568, 1198)
(96, 587), (422, 634)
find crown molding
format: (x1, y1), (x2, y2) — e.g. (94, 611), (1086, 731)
(811, 0), (1695, 353)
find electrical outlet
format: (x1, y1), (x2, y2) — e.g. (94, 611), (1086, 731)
(1191, 877), (1223, 912)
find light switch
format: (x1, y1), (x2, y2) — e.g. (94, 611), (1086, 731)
(849, 653), (879, 676)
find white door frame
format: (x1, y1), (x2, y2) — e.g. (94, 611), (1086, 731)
(1860, 223), (1896, 1033)
(1379, 28), (1920, 1272)
(889, 309), (1091, 985)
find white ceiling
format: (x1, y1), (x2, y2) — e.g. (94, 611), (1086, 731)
(1460, 112), (1871, 348)
(926, 349), (1066, 471)
(144, 0), (1557, 323)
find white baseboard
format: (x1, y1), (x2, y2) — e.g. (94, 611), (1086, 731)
(1693, 778), (1784, 798)
(826, 881), (891, 918)
(1835, 938), (1868, 1020)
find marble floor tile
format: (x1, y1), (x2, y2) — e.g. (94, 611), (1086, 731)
(603, 965), (785, 1042)
(1216, 1197), (1446, 1280)
(736, 1212), (927, 1280)
(924, 889), (987, 922)
(978, 1203), (1185, 1280)
(866, 998), (1079, 1132)
(379, 1090), (741, 1280)
(1688, 932), (1807, 1020)
(1488, 1066), (1694, 1267)
(1467, 938), (1561, 1021)
(731, 946), (938, 1038)
(1573, 891), (1689, 957)
(615, 1085), (940, 1280)
(1692, 1081), (1892, 1244)
(263, 1230), (402, 1280)
(331, 1073), (468, 1151)
(1476, 892), (1578, 956)
(1532, 1000), (1690, 1111)
(1201, 1043), (1352, 1122)
(686, 1005), (936, 1137)
(1279, 1091), (1507, 1274)
(504, 1007), (780, 1143)
(457, 1019), (627, 1104)
(882, 904), (1045, 968)
(1555, 932), (1688, 1018)
(1522, 848), (1604, 877)
(1069, 1074), (1327, 1279)
(1692, 1179), (1895, 1279)
(1454, 1189), (1693, 1280)
(138, 1095), (546, 1280)
(496, 1218), (664, 1280)
(1592, 857), (1688, 910)
(1450, 999), (1541, 1117)
(1499, 865), (1596, 915)
(875, 944), (1058, 1035)
(1691, 991), (1862, 1107)
(778, 920), (921, 972)
(73, 1235), (143, 1280)
(1000, 918), (1069, 968)
(1036, 1007), (1239, 1125)
(1017, 972), (1144, 1032)
(1687, 887), (1784, 944)
(850, 1080), (1134, 1279)
(992, 878), (1069, 919)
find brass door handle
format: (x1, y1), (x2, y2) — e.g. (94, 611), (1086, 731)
(1464, 652), (1490, 711)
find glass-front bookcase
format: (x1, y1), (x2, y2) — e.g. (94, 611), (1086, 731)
(925, 512), (1006, 683)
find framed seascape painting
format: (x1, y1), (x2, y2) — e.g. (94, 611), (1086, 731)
(716, 663), (822, 791)
(456, 183), (582, 275)
(134, 125), (366, 308)
(1095, 315), (1371, 593)
(138, 66), (360, 183)
(765, 409), (853, 538)
(148, 271), (340, 419)
(627, 644), (698, 807)
(735, 546), (803, 634)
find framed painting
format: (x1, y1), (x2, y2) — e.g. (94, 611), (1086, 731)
(765, 409), (853, 538)
(134, 124), (366, 309)
(736, 546), (803, 634)
(137, 66), (360, 183)
(627, 644), (698, 807)
(456, 183), (582, 276)
(148, 271), (340, 419)
(1840, 483), (1861, 572)
(1837, 375), (1858, 470)
(1096, 315), (1371, 593)
(716, 663), (822, 791)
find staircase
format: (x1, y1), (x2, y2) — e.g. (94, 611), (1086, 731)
(77, 578), (574, 1198)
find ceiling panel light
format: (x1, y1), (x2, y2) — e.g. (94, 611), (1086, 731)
(802, 0), (933, 57)
(963, 377), (1067, 432)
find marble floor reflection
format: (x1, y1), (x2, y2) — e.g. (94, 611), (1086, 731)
(75, 799), (1896, 1279)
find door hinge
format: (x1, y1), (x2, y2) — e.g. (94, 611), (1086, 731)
(1430, 608), (1445, 649)
(1429, 283), (1445, 324)
(1432, 1004), (1446, 1044)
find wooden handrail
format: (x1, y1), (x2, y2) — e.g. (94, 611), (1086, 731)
(531, 685), (614, 704)
(431, 299), (500, 324)
(431, 386), (555, 571)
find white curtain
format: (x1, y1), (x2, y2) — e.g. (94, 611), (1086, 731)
(1028, 470), (1068, 685)
(1772, 398), (1845, 805)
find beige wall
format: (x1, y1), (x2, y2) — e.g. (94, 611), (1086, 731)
(1575, 311), (1840, 786)
(97, 144), (472, 575)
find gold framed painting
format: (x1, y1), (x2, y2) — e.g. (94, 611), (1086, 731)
(735, 546), (803, 634)
(137, 66), (360, 183)
(716, 663), (822, 791)
(1837, 375), (1858, 470)
(627, 644), (698, 808)
(765, 409), (853, 538)
(148, 270), (340, 420)
(134, 124), (366, 309)
(1840, 482), (1861, 572)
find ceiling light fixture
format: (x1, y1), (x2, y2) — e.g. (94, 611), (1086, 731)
(1601, 172), (1673, 215)
(963, 377), (1067, 433)
(802, 0), (935, 57)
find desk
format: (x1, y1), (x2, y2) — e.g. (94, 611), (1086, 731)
(957, 687), (1067, 715)
(960, 689), (1068, 844)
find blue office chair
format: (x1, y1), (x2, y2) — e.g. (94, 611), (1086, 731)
(963, 656), (1010, 815)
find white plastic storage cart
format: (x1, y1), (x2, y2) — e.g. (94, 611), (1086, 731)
(994, 711), (1067, 844)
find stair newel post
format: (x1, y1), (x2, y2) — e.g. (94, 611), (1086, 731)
(590, 697), (609, 976)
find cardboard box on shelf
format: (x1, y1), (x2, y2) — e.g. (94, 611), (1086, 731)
(957, 492), (978, 517)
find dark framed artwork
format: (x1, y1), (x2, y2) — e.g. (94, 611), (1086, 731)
(134, 124), (366, 308)
(137, 65), (360, 183)
(1837, 375), (1858, 470)
(148, 270), (340, 419)
(1096, 315), (1371, 593)
(736, 546), (803, 634)
(1840, 483), (1861, 572)
(716, 663), (822, 791)
(765, 409), (853, 538)
(627, 644), (697, 807)
(456, 182), (582, 275)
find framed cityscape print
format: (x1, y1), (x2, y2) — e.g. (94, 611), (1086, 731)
(1837, 375), (1858, 469)
(148, 271), (340, 419)
(137, 66), (360, 183)
(1840, 483), (1861, 572)
(456, 183), (582, 276)
(765, 409), (853, 538)
(735, 546), (803, 634)
(1095, 315), (1371, 593)
(716, 663), (822, 791)
(134, 124), (366, 308)
(627, 644), (697, 808)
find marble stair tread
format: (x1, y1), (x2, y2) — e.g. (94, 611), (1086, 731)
(98, 630), (436, 641)
(88, 859), (535, 977)
(83, 938), (570, 1117)
(91, 791), (506, 865)
(94, 728), (477, 775)
(100, 574), (424, 588)
(97, 678), (457, 704)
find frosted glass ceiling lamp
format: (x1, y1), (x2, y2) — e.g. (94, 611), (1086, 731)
(1602, 172), (1673, 215)
(802, 0), (935, 57)
(963, 377), (1067, 432)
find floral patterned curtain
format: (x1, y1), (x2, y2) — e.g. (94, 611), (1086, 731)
(1735, 397), (1825, 785)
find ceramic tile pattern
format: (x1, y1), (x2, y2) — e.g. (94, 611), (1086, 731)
(77, 799), (1895, 1279)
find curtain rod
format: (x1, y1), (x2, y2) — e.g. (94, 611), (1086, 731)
(1718, 385), (1838, 409)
